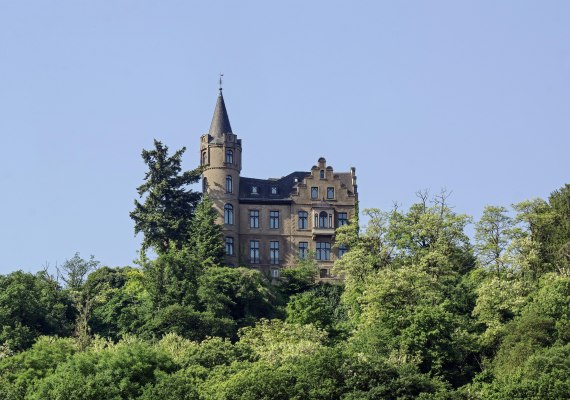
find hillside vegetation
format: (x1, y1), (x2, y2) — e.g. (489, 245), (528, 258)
(1, 142), (569, 399)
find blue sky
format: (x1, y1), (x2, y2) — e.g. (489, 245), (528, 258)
(1, 1), (569, 273)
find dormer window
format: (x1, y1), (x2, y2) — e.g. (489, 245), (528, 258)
(251, 186), (258, 194)
(226, 149), (233, 164)
(271, 186), (278, 195)
(320, 170), (325, 179)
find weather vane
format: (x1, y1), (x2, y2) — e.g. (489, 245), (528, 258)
(219, 73), (224, 91)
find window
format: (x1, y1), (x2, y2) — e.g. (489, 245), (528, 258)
(338, 212), (348, 227)
(251, 186), (258, 194)
(250, 210), (259, 228)
(299, 242), (308, 259)
(320, 170), (325, 179)
(225, 237), (234, 255)
(311, 187), (319, 200)
(316, 242), (331, 260)
(271, 269), (280, 278)
(327, 187), (334, 199)
(298, 211), (308, 229)
(319, 211), (328, 228)
(224, 204), (233, 225)
(250, 240), (260, 263)
(226, 149), (233, 164)
(226, 175), (232, 193)
(270, 241), (279, 264)
(320, 268), (328, 278)
(338, 244), (347, 258)
(269, 211), (279, 229)
(202, 178), (208, 193)
(271, 186), (278, 195)
(202, 152), (207, 165)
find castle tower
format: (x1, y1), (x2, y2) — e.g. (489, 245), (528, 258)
(200, 89), (242, 265)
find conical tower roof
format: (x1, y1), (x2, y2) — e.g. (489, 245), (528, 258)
(208, 90), (232, 137)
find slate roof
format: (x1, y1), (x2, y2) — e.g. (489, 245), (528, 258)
(239, 171), (311, 203)
(208, 91), (232, 139)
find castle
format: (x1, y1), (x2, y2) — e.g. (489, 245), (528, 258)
(200, 89), (358, 280)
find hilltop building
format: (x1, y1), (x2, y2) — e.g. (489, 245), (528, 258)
(200, 89), (358, 280)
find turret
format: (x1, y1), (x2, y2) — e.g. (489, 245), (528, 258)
(199, 89), (241, 265)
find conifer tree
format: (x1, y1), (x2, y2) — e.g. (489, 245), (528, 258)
(130, 140), (202, 253)
(188, 196), (225, 268)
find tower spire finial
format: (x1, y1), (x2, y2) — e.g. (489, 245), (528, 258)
(219, 73), (224, 93)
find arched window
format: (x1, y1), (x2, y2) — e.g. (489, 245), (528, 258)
(226, 149), (233, 164)
(202, 151), (207, 165)
(202, 178), (208, 193)
(319, 211), (328, 228)
(226, 175), (232, 193)
(224, 204), (233, 225)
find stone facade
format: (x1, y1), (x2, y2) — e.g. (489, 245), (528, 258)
(200, 90), (358, 280)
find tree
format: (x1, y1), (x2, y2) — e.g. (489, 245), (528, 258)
(57, 253), (100, 350)
(57, 253), (100, 291)
(130, 140), (202, 253)
(140, 247), (201, 310)
(197, 267), (276, 328)
(0, 271), (74, 352)
(475, 206), (514, 277)
(278, 254), (318, 298)
(187, 196), (225, 269)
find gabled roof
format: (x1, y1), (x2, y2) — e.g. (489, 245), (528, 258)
(208, 90), (232, 138)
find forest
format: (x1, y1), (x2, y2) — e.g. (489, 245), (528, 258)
(0, 141), (569, 399)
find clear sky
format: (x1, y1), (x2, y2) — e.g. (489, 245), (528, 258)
(1, 1), (569, 273)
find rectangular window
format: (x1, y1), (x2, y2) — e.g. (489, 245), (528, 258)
(299, 242), (308, 259)
(226, 175), (233, 193)
(338, 212), (348, 227)
(270, 241), (279, 264)
(250, 240), (260, 264)
(316, 242), (331, 261)
(225, 237), (234, 256)
(311, 187), (319, 200)
(327, 187), (334, 199)
(269, 211), (280, 229)
(250, 210), (259, 228)
(271, 269), (280, 278)
(338, 244), (347, 258)
(298, 211), (308, 230)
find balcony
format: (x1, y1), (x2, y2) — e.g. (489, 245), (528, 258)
(312, 227), (335, 237)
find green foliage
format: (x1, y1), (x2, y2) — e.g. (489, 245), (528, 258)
(278, 255), (318, 298)
(475, 206), (514, 276)
(187, 196), (225, 268)
(286, 283), (346, 336)
(0, 337), (76, 399)
(130, 140), (202, 253)
(144, 305), (236, 341)
(87, 267), (152, 340)
(141, 247), (201, 310)
(198, 266), (276, 328)
(238, 319), (328, 365)
(58, 253), (100, 291)
(0, 271), (74, 352)
(28, 338), (176, 400)
(3, 184), (570, 398)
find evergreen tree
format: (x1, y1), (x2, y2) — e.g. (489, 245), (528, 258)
(188, 196), (225, 268)
(130, 140), (202, 253)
